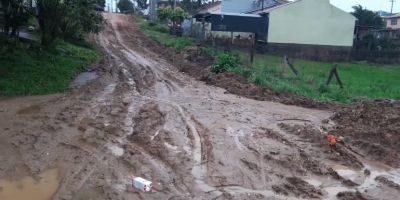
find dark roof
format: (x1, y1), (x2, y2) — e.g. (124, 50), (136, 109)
(383, 13), (400, 19)
(204, 12), (268, 33)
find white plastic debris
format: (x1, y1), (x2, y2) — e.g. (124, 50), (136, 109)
(132, 177), (152, 192)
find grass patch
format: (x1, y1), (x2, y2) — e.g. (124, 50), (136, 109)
(133, 16), (400, 104)
(0, 40), (98, 96)
(230, 53), (400, 103)
(135, 16), (194, 51)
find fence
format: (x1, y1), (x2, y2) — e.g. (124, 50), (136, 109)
(351, 50), (400, 64)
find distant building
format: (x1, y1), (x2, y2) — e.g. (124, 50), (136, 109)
(196, 1), (222, 14)
(377, 10), (392, 17)
(195, 0), (356, 61)
(221, 0), (287, 14)
(383, 13), (400, 30)
(250, 0), (356, 48)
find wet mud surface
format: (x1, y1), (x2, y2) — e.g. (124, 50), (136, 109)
(0, 14), (399, 200)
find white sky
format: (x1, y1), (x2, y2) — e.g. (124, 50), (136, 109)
(330, 0), (399, 13)
(105, 0), (400, 14)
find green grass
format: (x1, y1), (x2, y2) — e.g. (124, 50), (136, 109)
(230, 53), (400, 104)
(133, 16), (400, 104)
(135, 16), (195, 51)
(0, 40), (98, 96)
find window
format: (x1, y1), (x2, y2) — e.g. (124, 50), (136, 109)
(391, 18), (398, 25)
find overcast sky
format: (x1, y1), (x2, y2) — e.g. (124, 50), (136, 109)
(330, 0), (399, 13)
(105, 0), (400, 14)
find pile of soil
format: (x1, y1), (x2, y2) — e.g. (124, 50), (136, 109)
(279, 123), (363, 169)
(140, 33), (336, 110)
(331, 100), (400, 167)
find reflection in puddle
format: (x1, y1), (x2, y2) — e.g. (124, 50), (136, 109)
(305, 163), (400, 200)
(0, 168), (60, 200)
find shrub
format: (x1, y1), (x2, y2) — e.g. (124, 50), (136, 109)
(211, 53), (240, 74)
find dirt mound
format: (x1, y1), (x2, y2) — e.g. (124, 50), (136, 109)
(337, 191), (376, 200)
(272, 177), (323, 199)
(279, 123), (363, 169)
(331, 100), (400, 167)
(141, 32), (335, 110)
(206, 73), (335, 110)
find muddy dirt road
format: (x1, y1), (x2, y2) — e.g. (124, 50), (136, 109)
(0, 14), (399, 200)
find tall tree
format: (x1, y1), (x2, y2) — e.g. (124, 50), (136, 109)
(136, 0), (148, 10)
(36, 0), (104, 46)
(61, 0), (104, 41)
(351, 5), (384, 28)
(1, 0), (31, 37)
(36, 0), (66, 45)
(117, 0), (134, 13)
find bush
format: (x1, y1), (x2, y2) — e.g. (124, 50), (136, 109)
(211, 53), (241, 74)
(146, 22), (169, 33)
(200, 47), (217, 57)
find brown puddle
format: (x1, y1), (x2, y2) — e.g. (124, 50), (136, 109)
(0, 168), (60, 200)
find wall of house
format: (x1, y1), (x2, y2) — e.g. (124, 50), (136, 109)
(221, 0), (256, 13)
(221, 0), (281, 13)
(267, 0), (356, 47)
(385, 18), (400, 29)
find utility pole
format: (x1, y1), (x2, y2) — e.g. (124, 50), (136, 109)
(261, 0), (264, 10)
(149, 0), (158, 21)
(390, 0), (395, 14)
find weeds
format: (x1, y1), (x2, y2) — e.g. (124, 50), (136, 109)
(211, 53), (241, 73)
(135, 16), (194, 52)
(0, 40), (98, 96)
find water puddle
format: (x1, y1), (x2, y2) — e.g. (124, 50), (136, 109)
(107, 144), (124, 157)
(71, 71), (98, 88)
(306, 163), (400, 199)
(0, 168), (60, 200)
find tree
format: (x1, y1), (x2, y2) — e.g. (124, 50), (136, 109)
(158, 6), (189, 35)
(136, 0), (148, 10)
(1, 0), (31, 37)
(181, 0), (200, 14)
(351, 5), (384, 28)
(36, 0), (67, 45)
(36, 0), (104, 46)
(117, 0), (134, 13)
(61, 0), (104, 41)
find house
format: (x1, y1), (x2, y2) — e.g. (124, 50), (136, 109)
(250, 0), (356, 47)
(194, 0), (356, 61)
(221, 0), (287, 13)
(383, 13), (400, 30)
(196, 1), (222, 14)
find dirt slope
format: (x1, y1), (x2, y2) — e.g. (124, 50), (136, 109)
(0, 14), (399, 200)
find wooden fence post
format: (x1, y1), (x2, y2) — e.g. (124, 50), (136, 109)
(283, 55), (298, 76)
(326, 63), (343, 89)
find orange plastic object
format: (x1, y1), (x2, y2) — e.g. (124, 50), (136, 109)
(327, 134), (337, 146)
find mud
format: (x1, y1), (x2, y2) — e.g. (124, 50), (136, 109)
(0, 13), (399, 200)
(331, 100), (400, 167)
(272, 177), (323, 198)
(376, 176), (400, 190)
(206, 73), (337, 110)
